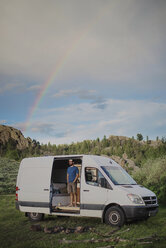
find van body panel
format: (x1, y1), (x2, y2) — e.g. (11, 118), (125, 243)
(51, 212), (80, 217)
(80, 156), (108, 217)
(81, 209), (102, 217)
(106, 187), (132, 206)
(119, 185), (155, 197)
(19, 206), (50, 214)
(16, 157), (54, 209)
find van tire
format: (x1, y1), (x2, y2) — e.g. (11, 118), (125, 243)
(105, 206), (125, 227)
(28, 212), (44, 221)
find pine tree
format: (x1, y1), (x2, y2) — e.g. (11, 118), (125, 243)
(137, 133), (143, 141)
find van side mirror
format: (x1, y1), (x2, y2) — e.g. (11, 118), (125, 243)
(106, 181), (113, 190)
(100, 178), (106, 188)
(100, 177), (112, 189)
(100, 178), (112, 190)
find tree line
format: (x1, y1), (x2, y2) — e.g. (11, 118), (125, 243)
(1, 134), (166, 167)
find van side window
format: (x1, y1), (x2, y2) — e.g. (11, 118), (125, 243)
(85, 167), (111, 189)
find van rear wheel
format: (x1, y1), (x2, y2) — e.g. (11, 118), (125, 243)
(28, 212), (44, 221)
(105, 206), (125, 227)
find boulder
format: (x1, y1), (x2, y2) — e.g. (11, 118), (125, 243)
(53, 226), (65, 233)
(75, 226), (84, 233)
(44, 226), (53, 234)
(111, 154), (139, 173)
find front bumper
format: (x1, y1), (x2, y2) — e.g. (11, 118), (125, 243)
(122, 205), (159, 220)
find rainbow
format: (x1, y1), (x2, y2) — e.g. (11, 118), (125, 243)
(24, 46), (75, 132)
(24, 3), (110, 132)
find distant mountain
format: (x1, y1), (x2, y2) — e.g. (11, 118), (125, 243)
(0, 125), (32, 150)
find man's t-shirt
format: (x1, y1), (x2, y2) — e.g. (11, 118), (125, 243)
(67, 166), (79, 183)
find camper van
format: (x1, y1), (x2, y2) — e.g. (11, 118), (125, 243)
(16, 155), (158, 226)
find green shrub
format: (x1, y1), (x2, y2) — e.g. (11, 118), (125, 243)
(0, 158), (19, 194)
(133, 156), (166, 203)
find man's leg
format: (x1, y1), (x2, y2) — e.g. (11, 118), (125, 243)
(70, 192), (73, 206)
(73, 193), (77, 207)
(68, 183), (73, 206)
(72, 182), (77, 207)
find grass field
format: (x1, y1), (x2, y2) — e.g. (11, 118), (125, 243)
(0, 158), (19, 194)
(0, 195), (166, 248)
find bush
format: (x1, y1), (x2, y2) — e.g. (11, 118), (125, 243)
(5, 149), (20, 161)
(0, 158), (19, 194)
(133, 156), (166, 203)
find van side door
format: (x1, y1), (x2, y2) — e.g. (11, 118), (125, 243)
(18, 157), (54, 212)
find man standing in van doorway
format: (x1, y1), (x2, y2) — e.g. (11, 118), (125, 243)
(67, 159), (79, 207)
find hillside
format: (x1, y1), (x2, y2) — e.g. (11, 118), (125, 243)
(41, 134), (166, 168)
(0, 125), (166, 166)
(0, 124), (32, 150)
(0, 125), (40, 160)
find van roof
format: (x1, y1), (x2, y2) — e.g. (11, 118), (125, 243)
(22, 154), (111, 158)
(20, 155), (120, 169)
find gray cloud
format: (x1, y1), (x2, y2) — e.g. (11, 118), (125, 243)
(93, 103), (107, 110)
(20, 98), (166, 144)
(53, 89), (96, 98)
(0, 120), (7, 124)
(1, 0), (165, 92)
(53, 88), (107, 109)
(91, 96), (107, 109)
(27, 84), (41, 91)
(0, 82), (23, 94)
(31, 123), (56, 135)
(0, 80), (41, 94)
(28, 122), (68, 138)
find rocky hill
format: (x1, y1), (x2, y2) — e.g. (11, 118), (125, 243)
(111, 154), (140, 173)
(0, 125), (32, 150)
(108, 135), (162, 147)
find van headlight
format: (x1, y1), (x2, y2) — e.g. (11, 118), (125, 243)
(127, 194), (144, 204)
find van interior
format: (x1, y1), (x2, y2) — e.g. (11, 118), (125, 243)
(51, 157), (82, 213)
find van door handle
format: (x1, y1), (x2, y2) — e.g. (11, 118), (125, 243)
(44, 189), (49, 191)
(83, 190), (89, 192)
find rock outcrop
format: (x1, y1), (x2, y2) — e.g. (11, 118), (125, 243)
(108, 135), (162, 147)
(111, 153), (139, 173)
(0, 125), (32, 150)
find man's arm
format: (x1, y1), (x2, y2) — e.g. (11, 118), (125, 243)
(67, 173), (69, 184)
(73, 173), (79, 183)
(73, 167), (79, 183)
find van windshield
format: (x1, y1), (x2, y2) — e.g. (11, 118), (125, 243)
(101, 166), (137, 185)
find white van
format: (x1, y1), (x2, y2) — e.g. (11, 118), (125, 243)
(16, 155), (158, 226)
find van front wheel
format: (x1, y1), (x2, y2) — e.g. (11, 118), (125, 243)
(105, 206), (125, 227)
(28, 212), (44, 221)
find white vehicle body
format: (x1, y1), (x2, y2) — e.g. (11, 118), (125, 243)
(16, 155), (158, 225)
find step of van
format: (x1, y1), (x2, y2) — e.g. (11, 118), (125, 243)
(52, 206), (80, 214)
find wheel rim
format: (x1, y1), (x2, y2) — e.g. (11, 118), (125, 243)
(109, 211), (120, 225)
(30, 213), (39, 219)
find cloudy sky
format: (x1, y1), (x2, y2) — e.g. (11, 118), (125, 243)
(0, 0), (166, 144)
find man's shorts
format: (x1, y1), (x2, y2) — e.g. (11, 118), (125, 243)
(67, 182), (77, 194)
